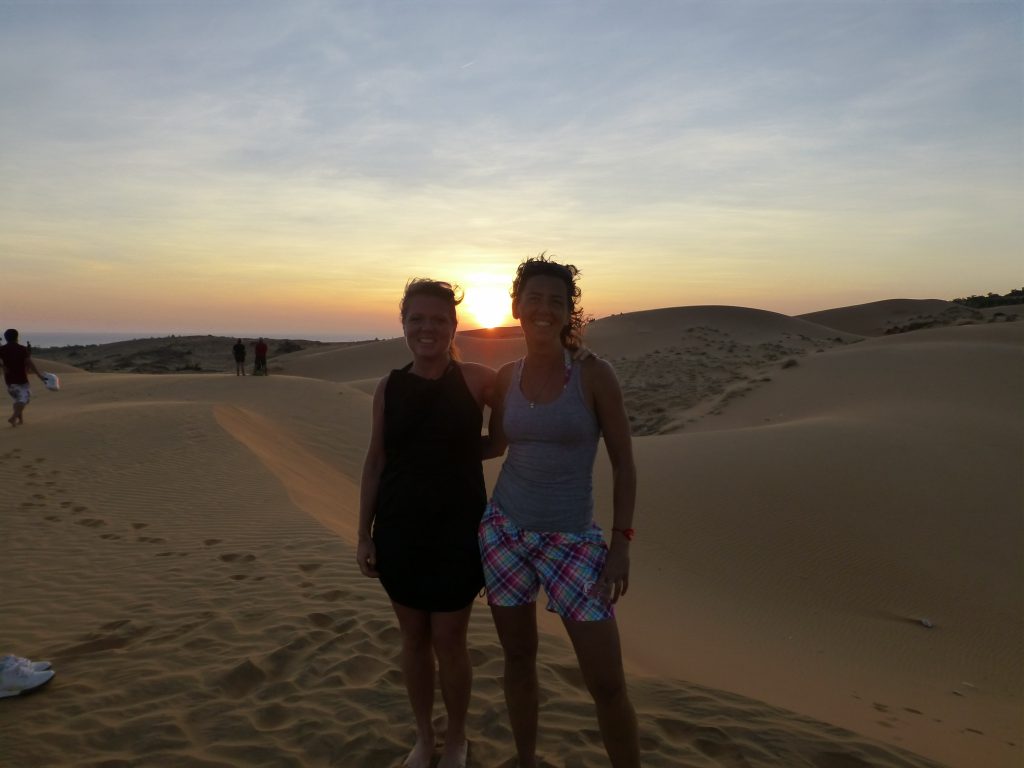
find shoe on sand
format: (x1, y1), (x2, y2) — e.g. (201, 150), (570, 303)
(0, 658), (55, 698)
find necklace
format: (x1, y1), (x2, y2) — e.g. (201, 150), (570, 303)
(523, 350), (572, 408)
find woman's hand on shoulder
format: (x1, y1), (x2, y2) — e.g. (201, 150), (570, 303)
(481, 361), (515, 410)
(460, 362), (498, 408)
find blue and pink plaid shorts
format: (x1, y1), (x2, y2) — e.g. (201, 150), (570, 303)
(478, 501), (614, 622)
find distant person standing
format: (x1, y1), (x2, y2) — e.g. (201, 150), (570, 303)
(232, 339), (247, 376)
(0, 329), (46, 427)
(253, 338), (268, 376)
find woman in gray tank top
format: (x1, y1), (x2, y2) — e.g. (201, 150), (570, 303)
(479, 255), (640, 768)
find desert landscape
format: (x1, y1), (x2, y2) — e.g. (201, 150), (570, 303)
(2, 298), (1020, 768)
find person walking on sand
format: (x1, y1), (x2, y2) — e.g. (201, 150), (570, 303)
(0, 329), (47, 427)
(253, 338), (268, 375)
(232, 339), (247, 376)
(358, 279), (497, 768)
(480, 255), (640, 767)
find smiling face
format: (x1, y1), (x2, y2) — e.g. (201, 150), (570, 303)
(513, 274), (570, 346)
(402, 294), (457, 361)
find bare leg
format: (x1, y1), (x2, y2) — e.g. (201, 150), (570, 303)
(561, 617), (640, 768)
(432, 605), (474, 768)
(10, 402), (25, 426)
(392, 602), (436, 768)
(490, 603), (539, 768)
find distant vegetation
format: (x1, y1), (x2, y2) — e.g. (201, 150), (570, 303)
(952, 288), (1023, 309)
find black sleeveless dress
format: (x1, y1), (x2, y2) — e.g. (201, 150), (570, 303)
(373, 361), (486, 611)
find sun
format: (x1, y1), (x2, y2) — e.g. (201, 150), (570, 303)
(461, 283), (512, 329)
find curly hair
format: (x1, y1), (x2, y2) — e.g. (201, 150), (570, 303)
(510, 253), (585, 350)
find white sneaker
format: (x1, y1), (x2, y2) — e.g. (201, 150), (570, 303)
(0, 657), (55, 698)
(0, 654), (52, 672)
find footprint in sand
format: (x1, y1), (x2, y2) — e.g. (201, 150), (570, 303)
(219, 553), (256, 563)
(298, 563), (322, 573)
(76, 518), (106, 528)
(73, 505), (88, 513)
(53, 620), (152, 660)
(253, 703), (293, 730)
(43, 515), (61, 522)
(138, 536), (167, 544)
(100, 533), (122, 540)
(204, 538), (222, 546)
(131, 523), (148, 530)
(653, 717), (696, 744)
(217, 658), (266, 697)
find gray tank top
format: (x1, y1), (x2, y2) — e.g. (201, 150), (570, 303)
(492, 357), (600, 532)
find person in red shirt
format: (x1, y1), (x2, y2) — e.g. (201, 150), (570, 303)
(253, 338), (269, 375)
(0, 329), (45, 427)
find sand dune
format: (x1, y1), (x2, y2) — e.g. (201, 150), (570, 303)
(2, 303), (1020, 767)
(32, 335), (342, 375)
(797, 299), (985, 337)
(604, 321), (1023, 768)
(581, 306), (861, 435)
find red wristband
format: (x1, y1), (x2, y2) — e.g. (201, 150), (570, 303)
(612, 527), (635, 541)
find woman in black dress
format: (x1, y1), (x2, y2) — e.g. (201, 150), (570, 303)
(358, 279), (495, 768)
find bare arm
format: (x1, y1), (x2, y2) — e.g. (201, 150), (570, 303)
(481, 362), (513, 460)
(459, 361), (497, 409)
(357, 376), (388, 578)
(587, 358), (637, 603)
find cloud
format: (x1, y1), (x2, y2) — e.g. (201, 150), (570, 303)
(0, 1), (1019, 333)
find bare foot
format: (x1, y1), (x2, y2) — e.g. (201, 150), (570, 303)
(438, 738), (468, 768)
(8, 416), (17, 427)
(403, 737), (434, 768)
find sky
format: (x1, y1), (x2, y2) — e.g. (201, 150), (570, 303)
(1, 0), (1020, 340)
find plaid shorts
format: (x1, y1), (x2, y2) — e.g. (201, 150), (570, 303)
(478, 501), (614, 622)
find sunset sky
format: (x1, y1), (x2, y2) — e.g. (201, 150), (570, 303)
(2, 1), (1020, 340)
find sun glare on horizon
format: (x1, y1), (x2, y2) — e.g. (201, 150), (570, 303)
(461, 283), (512, 329)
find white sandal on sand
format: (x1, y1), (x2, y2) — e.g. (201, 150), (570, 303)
(0, 658), (55, 698)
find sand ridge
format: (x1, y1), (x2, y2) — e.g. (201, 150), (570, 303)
(3, 302), (1020, 767)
